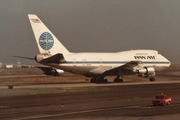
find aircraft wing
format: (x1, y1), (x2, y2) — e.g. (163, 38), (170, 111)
(13, 56), (35, 60)
(119, 61), (141, 70)
(89, 61), (141, 75)
(104, 61), (142, 74)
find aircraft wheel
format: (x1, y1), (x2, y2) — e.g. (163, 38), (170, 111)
(119, 79), (123, 82)
(114, 78), (118, 82)
(99, 79), (107, 83)
(90, 78), (96, 83)
(114, 78), (123, 82)
(150, 77), (155, 81)
(103, 79), (108, 83)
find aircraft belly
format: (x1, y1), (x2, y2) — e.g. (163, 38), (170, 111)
(46, 63), (96, 75)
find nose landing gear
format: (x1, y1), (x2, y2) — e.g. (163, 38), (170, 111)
(150, 77), (155, 81)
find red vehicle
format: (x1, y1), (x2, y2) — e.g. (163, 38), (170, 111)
(152, 94), (172, 106)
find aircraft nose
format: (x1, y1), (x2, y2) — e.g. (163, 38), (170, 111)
(164, 57), (171, 67)
(160, 54), (171, 67)
(167, 59), (171, 67)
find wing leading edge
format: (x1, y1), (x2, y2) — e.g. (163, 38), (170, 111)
(89, 61), (141, 75)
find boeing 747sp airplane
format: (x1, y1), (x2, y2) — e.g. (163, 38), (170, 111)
(28, 14), (171, 83)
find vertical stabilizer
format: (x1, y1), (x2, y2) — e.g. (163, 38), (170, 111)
(28, 14), (70, 55)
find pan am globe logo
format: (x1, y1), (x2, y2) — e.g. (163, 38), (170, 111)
(39, 32), (54, 50)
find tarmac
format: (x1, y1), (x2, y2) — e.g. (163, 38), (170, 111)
(0, 67), (180, 120)
(0, 80), (180, 119)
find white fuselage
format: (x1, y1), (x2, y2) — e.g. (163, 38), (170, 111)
(45, 50), (170, 77)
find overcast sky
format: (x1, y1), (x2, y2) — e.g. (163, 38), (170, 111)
(0, 0), (180, 64)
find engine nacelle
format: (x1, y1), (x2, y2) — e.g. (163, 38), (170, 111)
(53, 69), (64, 76)
(38, 67), (64, 76)
(137, 67), (155, 77)
(43, 68), (64, 76)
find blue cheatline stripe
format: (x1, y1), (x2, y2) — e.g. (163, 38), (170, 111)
(65, 61), (170, 64)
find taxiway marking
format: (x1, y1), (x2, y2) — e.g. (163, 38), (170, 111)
(12, 105), (155, 120)
(2, 80), (180, 89)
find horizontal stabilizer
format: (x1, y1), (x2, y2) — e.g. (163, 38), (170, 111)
(40, 53), (66, 64)
(13, 56), (34, 60)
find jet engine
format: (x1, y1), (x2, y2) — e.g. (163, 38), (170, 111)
(53, 69), (64, 76)
(43, 68), (64, 76)
(37, 67), (64, 76)
(136, 67), (155, 77)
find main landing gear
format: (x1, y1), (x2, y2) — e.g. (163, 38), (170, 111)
(90, 77), (108, 83)
(114, 76), (123, 82)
